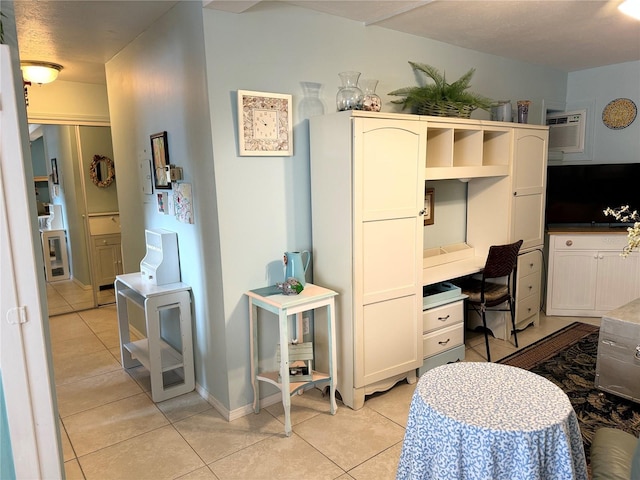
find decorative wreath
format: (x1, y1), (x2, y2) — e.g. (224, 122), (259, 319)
(602, 98), (637, 130)
(89, 154), (115, 188)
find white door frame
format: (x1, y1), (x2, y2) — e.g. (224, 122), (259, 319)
(0, 43), (63, 479)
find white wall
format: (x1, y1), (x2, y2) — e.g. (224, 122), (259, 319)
(202, 2), (568, 411)
(565, 61), (640, 164)
(26, 80), (110, 125)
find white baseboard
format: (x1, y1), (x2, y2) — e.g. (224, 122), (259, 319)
(195, 384), (283, 422)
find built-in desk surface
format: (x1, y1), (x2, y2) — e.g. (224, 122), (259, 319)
(423, 255), (486, 286)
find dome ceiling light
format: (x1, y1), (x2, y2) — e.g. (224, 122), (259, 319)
(20, 61), (63, 85)
(619, 0), (640, 20)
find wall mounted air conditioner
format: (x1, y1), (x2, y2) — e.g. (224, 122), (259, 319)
(546, 109), (586, 153)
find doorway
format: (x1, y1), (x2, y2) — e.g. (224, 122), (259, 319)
(30, 124), (120, 314)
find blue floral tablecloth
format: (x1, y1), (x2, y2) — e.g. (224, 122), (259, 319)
(397, 362), (588, 480)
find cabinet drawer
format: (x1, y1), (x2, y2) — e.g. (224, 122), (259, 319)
(516, 270), (540, 303)
(518, 250), (541, 277)
(88, 215), (120, 235)
(516, 293), (540, 324)
(553, 234), (628, 251)
(422, 300), (464, 333)
(93, 234), (121, 247)
(423, 324), (464, 359)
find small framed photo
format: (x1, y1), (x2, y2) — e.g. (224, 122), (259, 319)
(150, 131), (171, 190)
(51, 158), (59, 185)
(424, 188), (434, 226)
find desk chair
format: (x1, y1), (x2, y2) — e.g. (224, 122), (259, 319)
(460, 240), (523, 362)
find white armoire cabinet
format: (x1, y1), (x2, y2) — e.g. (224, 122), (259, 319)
(311, 111), (549, 407)
(310, 112), (425, 410)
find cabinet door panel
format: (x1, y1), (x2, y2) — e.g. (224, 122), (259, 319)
(95, 245), (118, 286)
(356, 119), (426, 222)
(512, 193), (545, 250)
(358, 295), (420, 386)
(362, 217), (418, 304)
(513, 130), (546, 195)
(550, 251), (598, 310)
(596, 252), (640, 312)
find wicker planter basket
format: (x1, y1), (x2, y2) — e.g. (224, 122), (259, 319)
(417, 102), (476, 118)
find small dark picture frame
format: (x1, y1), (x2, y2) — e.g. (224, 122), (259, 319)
(424, 188), (434, 226)
(150, 131), (170, 190)
(51, 158), (59, 185)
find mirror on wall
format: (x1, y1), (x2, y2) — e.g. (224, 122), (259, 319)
(30, 123), (120, 315)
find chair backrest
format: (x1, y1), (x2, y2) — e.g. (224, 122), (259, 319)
(482, 240), (523, 280)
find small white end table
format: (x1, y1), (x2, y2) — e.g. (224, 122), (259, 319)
(247, 283), (338, 436)
(116, 273), (195, 402)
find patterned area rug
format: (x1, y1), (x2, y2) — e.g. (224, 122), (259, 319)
(500, 322), (640, 459)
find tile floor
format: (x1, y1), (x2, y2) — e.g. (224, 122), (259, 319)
(49, 304), (600, 480)
(47, 279), (115, 315)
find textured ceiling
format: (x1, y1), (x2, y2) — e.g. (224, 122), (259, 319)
(12, 0), (640, 85)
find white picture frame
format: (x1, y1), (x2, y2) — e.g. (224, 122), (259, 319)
(237, 90), (293, 156)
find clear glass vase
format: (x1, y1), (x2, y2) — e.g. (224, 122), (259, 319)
(360, 78), (382, 112)
(336, 71), (363, 111)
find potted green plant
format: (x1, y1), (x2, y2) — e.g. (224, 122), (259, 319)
(389, 61), (493, 118)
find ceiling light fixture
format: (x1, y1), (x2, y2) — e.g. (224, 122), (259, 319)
(20, 61), (63, 85)
(619, 0), (640, 20)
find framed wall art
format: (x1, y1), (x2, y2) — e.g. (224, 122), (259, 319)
(237, 90), (293, 156)
(50, 158), (59, 185)
(150, 131), (171, 190)
(424, 188), (434, 226)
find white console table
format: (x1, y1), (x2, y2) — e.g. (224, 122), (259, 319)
(115, 273), (195, 402)
(247, 283), (338, 437)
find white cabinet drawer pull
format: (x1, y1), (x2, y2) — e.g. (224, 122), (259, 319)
(438, 338), (451, 346)
(438, 315), (450, 322)
(566, 240), (573, 246)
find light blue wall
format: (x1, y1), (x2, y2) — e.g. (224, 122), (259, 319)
(564, 61), (640, 164)
(107, 1), (571, 413)
(106, 2), (227, 405)
(202, 2), (567, 411)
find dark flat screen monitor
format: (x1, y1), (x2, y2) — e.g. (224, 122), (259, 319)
(545, 163), (640, 226)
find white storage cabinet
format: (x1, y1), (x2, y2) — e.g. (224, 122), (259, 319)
(546, 233), (640, 317)
(311, 112), (425, 409)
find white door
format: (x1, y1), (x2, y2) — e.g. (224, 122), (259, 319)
(1, 44), (63, 479)
(596, 251), (640, 312)
(550, 250), (598, 311)
(353, 118), (425, 386)
(511, 129), (548, 250)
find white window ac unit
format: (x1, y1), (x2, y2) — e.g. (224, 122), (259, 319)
(546, 109), (586, 153)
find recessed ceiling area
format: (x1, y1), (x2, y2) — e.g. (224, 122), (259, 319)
(12, 0), (640, 85)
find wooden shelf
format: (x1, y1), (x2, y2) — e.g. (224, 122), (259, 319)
(425, 165), (509, 180)
(256, 370), (331, 395)
(34, 176), (49, 182)
(124, 339), (184, 373)
(117, 286), (145, 308)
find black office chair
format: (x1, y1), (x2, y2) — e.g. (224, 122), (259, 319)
(460, 240), (523, 362)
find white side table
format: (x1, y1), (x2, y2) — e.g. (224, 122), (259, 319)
(247, 283), (338, 436)
(40, 229), (70, 281)
(115, 273), (195, 402)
